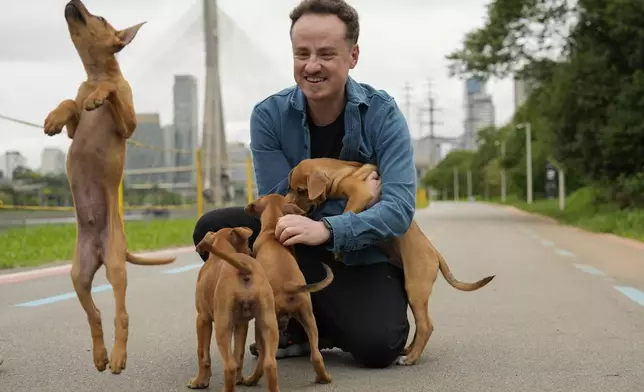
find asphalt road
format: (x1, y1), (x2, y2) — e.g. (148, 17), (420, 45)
(1, 201), (643, 392)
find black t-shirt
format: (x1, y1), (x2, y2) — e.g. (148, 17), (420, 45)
(308, 111), (345, 159)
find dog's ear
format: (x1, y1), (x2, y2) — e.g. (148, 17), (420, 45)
(232, 227), (254, 243)
(307, 170), (329, 200)
(115, 22), (146, 52)
(229, 227), (254, 251)
(244, 197), (262, 217)
(283, 203), (306, 216)
(195, 232), (214, 254)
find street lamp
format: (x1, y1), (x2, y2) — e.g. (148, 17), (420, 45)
(516, 122), (533, 204)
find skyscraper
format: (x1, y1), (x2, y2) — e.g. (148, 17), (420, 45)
(173, 75), (199, 186)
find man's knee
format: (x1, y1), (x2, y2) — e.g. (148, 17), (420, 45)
(347, 321), (410, 369)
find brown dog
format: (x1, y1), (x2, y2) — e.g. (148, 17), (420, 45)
(191, 228), (280, 392)
(285, 158), (495, 366)
(244, 194), (333, 384)
(42, 0), (175, 374)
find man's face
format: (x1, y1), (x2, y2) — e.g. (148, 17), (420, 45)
(291, 13), (359, 102)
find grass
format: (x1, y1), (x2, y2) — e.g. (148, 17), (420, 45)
(492, 187), (644, 243)
(0, 218), (198, 270)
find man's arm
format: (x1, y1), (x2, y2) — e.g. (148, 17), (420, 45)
(322, 101), (417, 253)
(249, 104), (290, 196)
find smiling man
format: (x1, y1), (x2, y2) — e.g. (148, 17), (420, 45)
(192, 0), (417, 369)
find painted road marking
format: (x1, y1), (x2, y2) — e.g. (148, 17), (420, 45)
(573, 264), (606, 277)
(541, 240), (555, 247)
(162, 263), (203, 274)
(14, 284), (112, 308)
(0, 247), (194, 286)
(10, 260), (202, 309)
(614, 286), (644, 307)
(555, 249), (577, 258)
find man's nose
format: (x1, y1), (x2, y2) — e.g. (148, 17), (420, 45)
(304, 57), (322, 74)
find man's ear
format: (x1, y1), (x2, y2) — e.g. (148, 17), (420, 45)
(307, 170), (329, 200)
(115, 22), (146, 52)
(283, 203), (306, 216)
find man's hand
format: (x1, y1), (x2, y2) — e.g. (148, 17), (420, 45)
(275, 214), (330, 247)
(365, 170), (382, 209)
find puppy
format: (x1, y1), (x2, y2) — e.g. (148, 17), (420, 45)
(244, 194), (333, 384)
(285, 158), (495, 366)
(191, 228), (280, 392)
(43, 0), (175, 374)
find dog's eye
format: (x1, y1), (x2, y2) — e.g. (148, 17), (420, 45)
(97, 16), (105, 23)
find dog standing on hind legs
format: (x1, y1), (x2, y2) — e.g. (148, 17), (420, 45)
(43, 0), (176, 374)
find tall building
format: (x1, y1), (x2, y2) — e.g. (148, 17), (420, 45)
(513, 76), (537, 112)
(124, 113), (165, 186)
(162, 124), (176, 184)
(173, 75), (199, 186)
(462, 77), (495, 150)
(0, 151), (27, 182)
(40, 147), (66, 176)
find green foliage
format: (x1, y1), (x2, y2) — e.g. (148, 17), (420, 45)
(441, 0), (644, 208)
(0, 218), (197, 269)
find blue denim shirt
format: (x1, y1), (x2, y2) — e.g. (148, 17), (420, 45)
(249, 76), (417, 266)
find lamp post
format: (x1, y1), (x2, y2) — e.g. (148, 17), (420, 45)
(516, 122), (533, 204)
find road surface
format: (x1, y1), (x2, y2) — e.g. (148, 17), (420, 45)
(1, 201), (643, 391)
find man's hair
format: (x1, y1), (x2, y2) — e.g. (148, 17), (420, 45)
(289, 0), (360, 46)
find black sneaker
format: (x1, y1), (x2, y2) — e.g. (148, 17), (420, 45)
(249, 329), (333, 359)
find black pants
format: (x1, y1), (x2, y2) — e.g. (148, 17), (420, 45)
(192, 207), (410, 369)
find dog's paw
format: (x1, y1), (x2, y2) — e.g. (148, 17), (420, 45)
(108, 345), (127, 374)
(187, 377), (209, 389)
(315, 372), (332, 384)
(395, 355), (416, 366)
(84, 96), (105, 111)
(93, 345), (109, 372)
(43, 111), (65, 136)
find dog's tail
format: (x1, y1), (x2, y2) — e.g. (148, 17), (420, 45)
(284, 262), (334, 293)
(125, 251), (176, 266)
(437, 250), (495, 291)
(204, 247), (254, 275)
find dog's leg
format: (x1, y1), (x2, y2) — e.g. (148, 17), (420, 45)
(83, 82), (114, 111)
(106, 89), (137, 139)
(104, 226), (129, 374)
(396, 287), (433, 366)
(233, 322), (248, 385)
(214, 314), (237, 392)
(70, 231), (109, 372)
(241, 328), (265, 386)
(296, 304), (332, 384)
(188, 313), (213, 389)
(44, 99), (80, 138)
(257, 315), (281, 392)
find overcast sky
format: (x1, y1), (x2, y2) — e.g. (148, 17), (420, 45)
(0, 0), (515, 170)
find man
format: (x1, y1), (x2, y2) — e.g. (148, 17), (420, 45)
(192, 0), (417, 369)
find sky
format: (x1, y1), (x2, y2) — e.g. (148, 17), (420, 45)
(0, 0), (516, 170)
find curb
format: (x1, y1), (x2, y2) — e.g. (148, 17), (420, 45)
(501, 204), (644, 251)
(0, 246), (194, 286)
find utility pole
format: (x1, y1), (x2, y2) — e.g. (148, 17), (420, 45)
(467, 169), (472, 201)
(402, 81), (413, 130)
(517, 122), (533, 204)
(420, 79), (442, 169)
(453, 167), (459, 201)
(500, 140), (507, 202)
